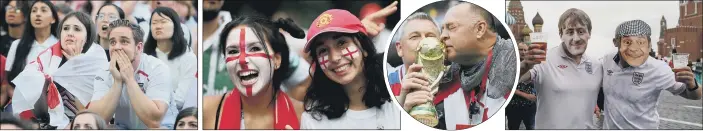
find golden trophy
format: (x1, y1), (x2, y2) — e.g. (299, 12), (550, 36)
(408, 37), (447, 127)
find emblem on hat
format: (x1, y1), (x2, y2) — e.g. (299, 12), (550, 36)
(316, 13), (333, 27)
(632, 72), (644, 86)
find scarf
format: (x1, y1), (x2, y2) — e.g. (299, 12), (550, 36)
(441, 35), (517, 99)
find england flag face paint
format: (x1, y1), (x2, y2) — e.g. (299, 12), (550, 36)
(225, 27), (275, 97)
(314, 33), (364, 85)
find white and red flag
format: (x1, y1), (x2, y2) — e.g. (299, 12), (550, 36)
(12, 43), (107, 129)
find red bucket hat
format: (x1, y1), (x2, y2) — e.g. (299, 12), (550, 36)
(304, 9), (367, 53)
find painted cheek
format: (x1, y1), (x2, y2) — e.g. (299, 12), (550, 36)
(318, 55), (329, 70)
(341, 45), (360, 61)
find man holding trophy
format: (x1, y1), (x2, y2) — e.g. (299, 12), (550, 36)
(396, 3), (517, 130)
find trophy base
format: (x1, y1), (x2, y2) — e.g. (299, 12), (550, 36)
(412, 114), (439, 127)
(409, 103), (439, 127)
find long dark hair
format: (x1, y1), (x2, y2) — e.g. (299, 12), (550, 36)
(304, 32), (390, 120)
(57, 12), (96, 53)
(173, 107), (198, 130)
(218, 15), (304, 104)
(7, 0), (59, 82)
(144, 7), (187, 60)
(69, 111), (107, 130)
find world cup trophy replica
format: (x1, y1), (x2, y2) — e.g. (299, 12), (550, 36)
(408, 37), (447, 127)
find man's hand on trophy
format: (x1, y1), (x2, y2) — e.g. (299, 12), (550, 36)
(401, 63), (433, 111)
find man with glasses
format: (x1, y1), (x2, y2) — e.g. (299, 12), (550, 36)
(0, 0), (28, 113)
(2, 0), (29, 56)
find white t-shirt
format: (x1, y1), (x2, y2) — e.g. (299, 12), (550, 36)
(5, 35), (59, 72)
(372, 29), (392, 54)
(600, 52), (688, 129)
(90, 54), (172, 129)
(300, 101), (400, 129)
(530, 45), (603, 129)
(155, 49), (197, 108)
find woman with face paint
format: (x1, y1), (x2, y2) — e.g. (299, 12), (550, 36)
(300, 9), (398, 129)
(202, 15), (306, 130)
(94, 4), (125, 60)
(11, 11), (108, 129)
(143, 7), (197, 129)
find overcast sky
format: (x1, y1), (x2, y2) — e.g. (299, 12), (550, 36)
(508, 1), (682, 58)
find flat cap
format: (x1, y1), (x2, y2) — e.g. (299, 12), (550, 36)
(615, 20), (651, 38)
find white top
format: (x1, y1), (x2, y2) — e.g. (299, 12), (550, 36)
(182, 79), (198, 109)
(600, 52), (688, 129)
(5, 35), (58, 72)
(155, 49), (197, 108)
(203, 11), (233, 96)
(281, 50), (310, 93)
(300, 101), (400, 129)
(202, 11), (233, 50)
(90, 54), (172, 129)
(530, 45), (603, 129)
(372, 29), (392, 53)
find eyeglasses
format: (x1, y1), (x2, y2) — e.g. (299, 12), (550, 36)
(97, 13), (119, 22)
(5, 6), (21, 14)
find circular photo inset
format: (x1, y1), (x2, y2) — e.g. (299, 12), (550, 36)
(384, 0), (518, 130)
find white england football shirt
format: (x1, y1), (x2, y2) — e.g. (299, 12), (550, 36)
(601, 52), (688, 129)
(90, 54), (172, 129)
(530, 45), (603, 129)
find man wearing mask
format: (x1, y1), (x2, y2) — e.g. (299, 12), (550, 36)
(87, 20), (172, 129)
(600, 20), (701, 129)
(400, 2), (516, 130)
(202, 0), (234, 96)
(518, 8), (603, 129)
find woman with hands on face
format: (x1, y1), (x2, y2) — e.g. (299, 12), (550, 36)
(11, 11), (107, 129)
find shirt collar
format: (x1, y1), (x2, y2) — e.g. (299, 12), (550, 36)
(557, 44), (589, 64)
(35, 35), (58, 46)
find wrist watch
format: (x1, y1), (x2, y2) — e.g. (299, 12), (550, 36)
(688, 82), (700, 91)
